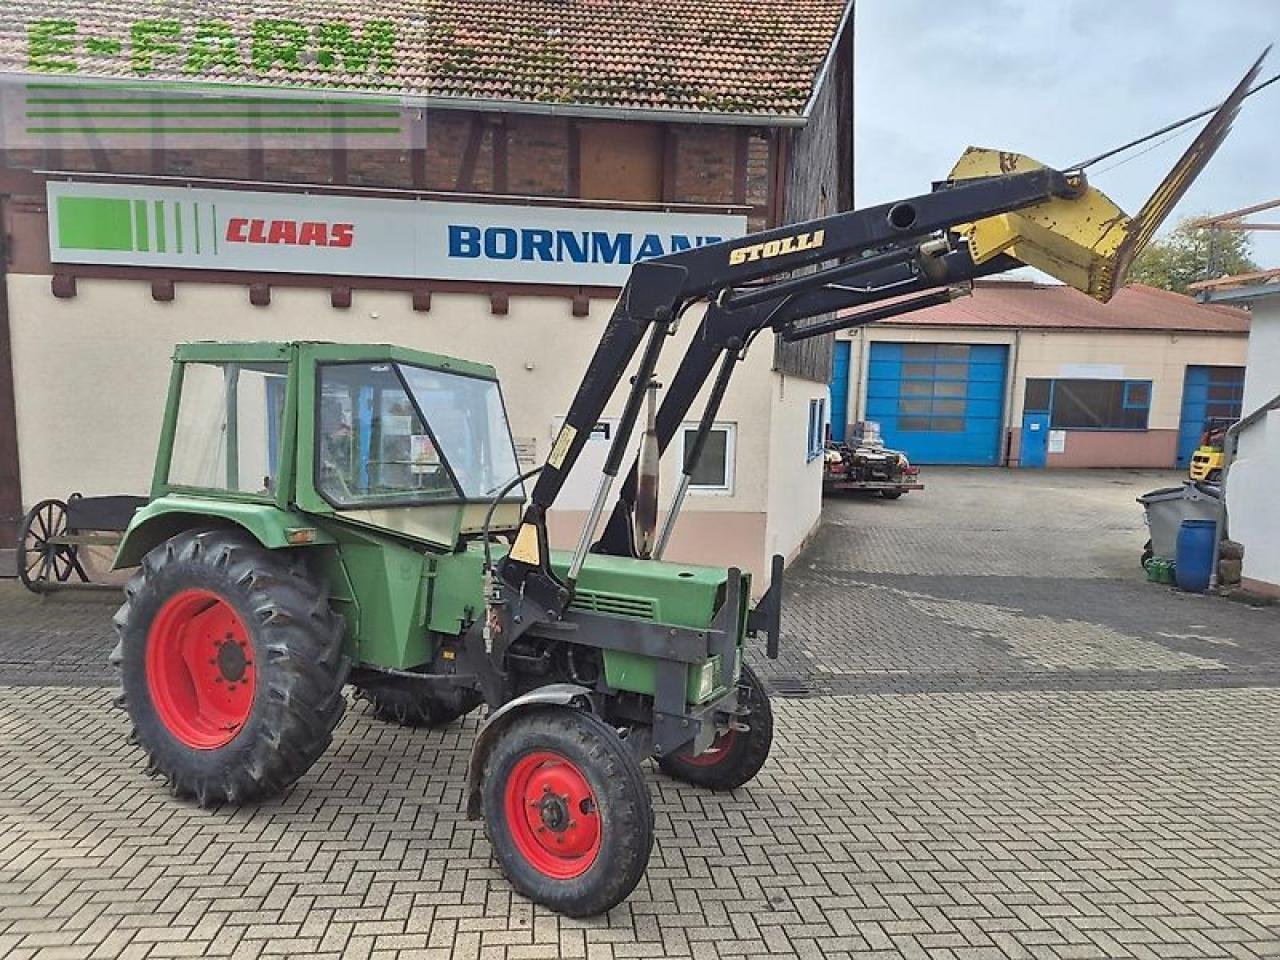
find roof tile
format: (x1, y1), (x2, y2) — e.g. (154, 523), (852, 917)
(0, 0), (851, 116)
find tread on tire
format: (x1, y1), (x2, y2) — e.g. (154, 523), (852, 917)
(112, 528), (349, 806)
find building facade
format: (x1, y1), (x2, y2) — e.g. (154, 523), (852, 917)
(830, 282), (1250, 469)
(0, 1), (855, 586)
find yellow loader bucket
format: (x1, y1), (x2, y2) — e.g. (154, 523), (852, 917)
(948, 52), (1266, 302)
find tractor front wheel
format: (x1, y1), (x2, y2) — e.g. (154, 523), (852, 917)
(481, 708), (653, 916)
(356, 676), (483, 727)
(659, 662), (773, 790)
(113, 529), (348, 806)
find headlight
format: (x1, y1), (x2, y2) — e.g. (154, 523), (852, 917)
(693, 656), (720, 702)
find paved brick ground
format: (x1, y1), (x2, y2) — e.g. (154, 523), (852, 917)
(2, 687), (1278, 959)
(2, 468), (1279, 959)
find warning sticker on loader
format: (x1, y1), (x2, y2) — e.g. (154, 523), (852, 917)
(548, 424), (577, 470)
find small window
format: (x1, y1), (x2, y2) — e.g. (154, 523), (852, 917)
(935, 344), (970, 362)
(903, 344), (936, 361)
(1024, 379), (1052, 412)
(679, 423), (735, 493)
(806, 399), (826, 462)
(1123, 381), (1151, 409)
(168, 361), (287, 494)
(899, 417), (931, 431)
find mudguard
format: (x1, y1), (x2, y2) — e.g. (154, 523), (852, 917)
(113, 495), (334, 569)
(465, 683), (594, 819)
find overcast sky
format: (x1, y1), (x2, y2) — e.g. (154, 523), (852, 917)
(854, 0), (1280, 272)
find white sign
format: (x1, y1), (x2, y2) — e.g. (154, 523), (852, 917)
(46, 181), (748, 287)
(1057, 363), (1125, 380)
(1048, 430), (1067, 454)
(553, 418), (626, 510)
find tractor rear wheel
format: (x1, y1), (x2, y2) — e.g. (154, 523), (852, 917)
(356, 676), (483, 727)
(481, 708), (653, 916)
(659, 662), (773, 790)
(112, 529), (348, 806)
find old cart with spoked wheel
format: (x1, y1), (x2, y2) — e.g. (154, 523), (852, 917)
(17, 494), (147, 592)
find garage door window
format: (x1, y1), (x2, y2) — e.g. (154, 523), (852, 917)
(1024, 378), (1152, 430)
(896, 344), (970, 431)
(679, 423), (735, 493)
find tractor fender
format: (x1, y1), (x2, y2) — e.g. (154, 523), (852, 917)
(114, 496), (334, 569)
(465, 683), (594, 819)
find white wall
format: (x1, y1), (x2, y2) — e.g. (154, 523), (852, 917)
(1227, 295), (1280, 593)
(764, 373), (826, 566)
(8, 275), (820, 583)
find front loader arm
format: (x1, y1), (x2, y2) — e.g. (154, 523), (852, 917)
(501, 168), (1079, 601)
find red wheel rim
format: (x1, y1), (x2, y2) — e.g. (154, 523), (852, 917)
(684, 728), (737, 767)
(504, 751), (601, 879)
(145, 589), (256, 750)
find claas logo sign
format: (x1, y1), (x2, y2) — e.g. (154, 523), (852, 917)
(225, 218), (354, 247)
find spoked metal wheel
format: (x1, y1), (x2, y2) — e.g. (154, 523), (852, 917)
(17, 499), (87, 593)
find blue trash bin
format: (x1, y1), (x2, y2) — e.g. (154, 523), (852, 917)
(1175, 518), (1217, 593)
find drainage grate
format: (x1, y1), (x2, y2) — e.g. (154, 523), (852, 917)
(767, 674), (815, 698)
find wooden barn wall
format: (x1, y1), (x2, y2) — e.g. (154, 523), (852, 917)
(773, 20), (853, 384)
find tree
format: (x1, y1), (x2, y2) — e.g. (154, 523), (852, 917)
(1128, 215), (1257, 294)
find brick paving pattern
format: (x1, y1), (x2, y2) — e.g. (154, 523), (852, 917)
(1, 468), (1279, 958)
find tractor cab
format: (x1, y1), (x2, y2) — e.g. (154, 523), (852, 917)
(130, 341), (526, 556)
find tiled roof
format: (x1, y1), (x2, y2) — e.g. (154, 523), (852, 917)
(866, 281), (1250, 334)
(0, 0), (853, 118)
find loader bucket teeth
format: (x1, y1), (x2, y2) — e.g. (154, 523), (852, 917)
(947, 49), (1267, 303)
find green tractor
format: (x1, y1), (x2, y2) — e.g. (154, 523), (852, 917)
(113, 341), (776, 916)
(111, 67), (1253, 913)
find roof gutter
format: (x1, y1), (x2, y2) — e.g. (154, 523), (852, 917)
(1198, 281), (1280, 304)
(0, 70), (810, 127)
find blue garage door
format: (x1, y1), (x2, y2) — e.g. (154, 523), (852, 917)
(1176, 365), (1245, 467)
(829, 341), (852, 442)
(866, 342), (1008, 465)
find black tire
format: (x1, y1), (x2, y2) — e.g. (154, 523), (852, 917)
(481, 708), (653, 917)
(112, 528), (349, 806)
(356, 677), (482, 727)
(659, 662), (773, 790)
(1207, 468), (1223, 483)
(880, 489), (904, 500)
